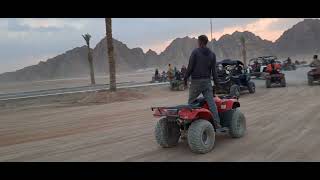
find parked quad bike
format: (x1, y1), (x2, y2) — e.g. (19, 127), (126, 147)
(151, 75), (167, 83)
(170, 80), (186, 91)
(152, 95), (246, 154)
(307, 65), (320, 86)
(282, 61), (296, 71)
(215, 59), (255, 98)
(248, 56), (279, 79)
(265, 71), (286, 88)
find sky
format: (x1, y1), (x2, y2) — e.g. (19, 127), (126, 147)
(0, 18), (306, 73)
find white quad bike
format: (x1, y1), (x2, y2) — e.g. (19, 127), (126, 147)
(248, 65), (268, 79)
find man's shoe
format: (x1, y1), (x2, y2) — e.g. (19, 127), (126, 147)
(180, 131), (187, 140)
(214, 121), (222, 129)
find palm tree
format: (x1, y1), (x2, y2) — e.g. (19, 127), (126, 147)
(240, 36), (247, 68)
(105, 18), (116, 91)
(82, 33), (96, 85)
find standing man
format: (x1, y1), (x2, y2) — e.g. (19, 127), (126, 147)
(167, 64), (174, 81)
(184, 35), (221, 128)
(181, 65), (187, 79)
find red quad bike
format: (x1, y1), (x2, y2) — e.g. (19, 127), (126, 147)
(151, 95), (246, 154)
(307, 66), (320, 86)
(265, 70), (286, 88)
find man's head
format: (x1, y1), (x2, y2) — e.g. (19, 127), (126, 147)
(168, 64), (171, 67)
(314, 55), (318, 59)
(198, 35), (209, 47)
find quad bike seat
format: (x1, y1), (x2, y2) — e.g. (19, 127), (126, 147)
(190, 97), (207, 107)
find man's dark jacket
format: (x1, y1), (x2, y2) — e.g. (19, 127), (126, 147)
(184, 47), (217, 84)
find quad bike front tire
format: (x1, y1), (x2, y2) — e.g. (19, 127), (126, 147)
(187, 120), (215, 154)
(308, 76), (314, 86)
(266, 79), (271, 88)
(230, 84), (240, 98)
(280, 77), (286, 87)
(229, 108), (246, 138)
(155, 118), (181, 148)
(248, 81), (255, 93)
(292, 66), (296, 70)
(170, 83), (174, 90)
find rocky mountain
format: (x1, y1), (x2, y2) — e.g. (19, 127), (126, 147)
(0, 46), (90, 82)
(1, 19), (320, 82)
(157, 37), (198, 67)
(214, 31), (274, 59)
(275, 19), (320, 57)
(92, 38), (149, 73)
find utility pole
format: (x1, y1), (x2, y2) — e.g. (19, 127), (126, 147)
(210, 18), (214, 51)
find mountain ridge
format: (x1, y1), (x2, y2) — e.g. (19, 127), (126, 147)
(1, 19), (320, 82)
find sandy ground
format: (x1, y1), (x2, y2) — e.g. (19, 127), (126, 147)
(1, 67), (320, 161)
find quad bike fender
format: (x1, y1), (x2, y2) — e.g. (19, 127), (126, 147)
(182, 97), (240, 121)
(178, 108), (213, 121)
(308, 68), (320, 76)
(219, 109), (236, 127)
(214, 96), (240, 113)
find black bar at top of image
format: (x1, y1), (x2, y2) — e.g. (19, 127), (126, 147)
(1, 0), (319, 18)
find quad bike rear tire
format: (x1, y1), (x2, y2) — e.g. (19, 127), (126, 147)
(155, 118), (181, 148)
(266, 79), (271, 88)
(229, 108), (246, 138)
(178, 83), (185, 91)
(170, 83), (174, 90)
(248, 81), (255, 93)
(187, 120), (215, 154)
(308, 76), (314, 86)
(230, 84), (240, 98)
(280, 77), (286, 87)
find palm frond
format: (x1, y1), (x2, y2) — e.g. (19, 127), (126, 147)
(82, 33), (91, 46)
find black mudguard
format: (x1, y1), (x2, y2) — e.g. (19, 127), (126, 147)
(219, 109), (235, 128)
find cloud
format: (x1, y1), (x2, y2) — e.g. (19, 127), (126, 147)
(150, 18), (296, 54)
(197, 18), (284, 42)
(140, 39), (175, 54)
(0, 18), (306, 74)
(7, 18), (88, 33)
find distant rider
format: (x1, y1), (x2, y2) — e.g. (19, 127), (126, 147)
(181, 65), (187, 79)
(253, 60), (260, 72)
(287, 57), (292, 65)
(310, 55), (320, 67)
(161, 70), (167, 81)
(175, 70), (182, 81)
(154, 68), (159, 80)
(167, 64), (174, 81)
(266, 59), (281, 74)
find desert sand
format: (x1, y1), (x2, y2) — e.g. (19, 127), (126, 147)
(0, 67), (320, 161)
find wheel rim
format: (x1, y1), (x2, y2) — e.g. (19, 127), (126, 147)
(202, 129), (210, 145)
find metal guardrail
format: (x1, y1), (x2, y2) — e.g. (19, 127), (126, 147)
(0, 81), (169, 101)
